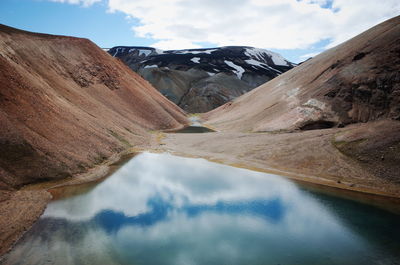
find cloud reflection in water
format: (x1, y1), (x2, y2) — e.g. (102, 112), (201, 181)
(3, 152), (400, 265)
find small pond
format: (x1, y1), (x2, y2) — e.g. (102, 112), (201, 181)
(2, 152), (400, 265)
(172, 116), (215, 133)
(172, 126), (215, 133)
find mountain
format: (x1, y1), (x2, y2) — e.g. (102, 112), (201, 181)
(109, 46), (295, 113)
(200, 16), (400, 193)
(204, 17), (400, 132)
(158, 16), (400, 198)
(0, 24), (189, 254)
(0, 25), (189, 190)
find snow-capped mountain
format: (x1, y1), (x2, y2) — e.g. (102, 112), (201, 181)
(109, 46), (295, 113)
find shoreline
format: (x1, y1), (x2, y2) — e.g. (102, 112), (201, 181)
(0, 147), (140, 257)
(149, 148), (400, 212)
(156, 121), (400, 199)
(1, 129), (400, 257)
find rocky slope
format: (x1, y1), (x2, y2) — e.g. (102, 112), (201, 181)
(109, 46), (295, 113)
(0, 24), (188, 190)
(204, 16), (400, 132)
(0, 24), (188, 254)
(193, 16), (400, 196)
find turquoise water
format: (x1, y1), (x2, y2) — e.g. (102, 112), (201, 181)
(3, 152), (400, 265)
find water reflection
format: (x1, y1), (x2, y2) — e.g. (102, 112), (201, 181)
(2, 152), (400, 265)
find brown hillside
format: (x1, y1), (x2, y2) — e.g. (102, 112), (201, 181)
(0, 24), (188, 190)
(204, 16), (400, 132)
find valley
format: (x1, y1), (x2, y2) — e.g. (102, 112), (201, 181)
(0, 12), (399, 264)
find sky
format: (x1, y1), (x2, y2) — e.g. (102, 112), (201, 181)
(0, 0), (399, 63)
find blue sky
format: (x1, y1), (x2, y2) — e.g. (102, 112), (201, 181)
(0, 0), (154, 47)
(0, 0), (398, 63)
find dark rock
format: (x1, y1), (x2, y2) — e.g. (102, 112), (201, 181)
(300, 121), (335, 130)
(109, 46), (295, 113)
(352, 52), (366, 61)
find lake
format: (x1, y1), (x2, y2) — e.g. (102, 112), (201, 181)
(2, 152), (400, 265)
(171, 116), (215, 133)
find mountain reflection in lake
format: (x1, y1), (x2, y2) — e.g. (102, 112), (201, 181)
(3, 152), (400, 265)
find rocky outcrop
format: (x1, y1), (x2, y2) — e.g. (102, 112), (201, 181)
(109, 46), (295, 113)
(203, 16), (400, 132)
(0, 24), (188, 190)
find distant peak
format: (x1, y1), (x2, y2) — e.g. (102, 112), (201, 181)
(108, 45), (294, 67)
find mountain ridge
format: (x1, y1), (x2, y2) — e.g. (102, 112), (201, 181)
(203, 16), (400, 131)
(109, 45), (295, 112)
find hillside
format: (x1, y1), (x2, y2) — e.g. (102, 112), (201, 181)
(0, 24), (188, 189)
(159, 16), (400, 199)
(109, 46), (295, 113)
(204, 16), (400, 132)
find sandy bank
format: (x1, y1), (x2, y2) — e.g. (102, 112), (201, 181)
(158, 120), (400, 199)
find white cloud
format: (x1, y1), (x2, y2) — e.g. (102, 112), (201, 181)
(150, 38), (202, 50)
(50, 0), (101, 7)
(44, 152), (297, 221)
(53, 0), (400, 51)
(325, 0), (400, 48)
(106, 0), (400, 50)
(299, 51), (321, 59)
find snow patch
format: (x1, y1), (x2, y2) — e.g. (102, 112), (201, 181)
(196, 49), (216, 54)
(245, 58), (282, 74)
(245, 47), (289, 66)
(224, 60), (245, 79)
(112, 47), (125, 57)
(126, 48), (158, 56)
(173, 49), (217, 55)
(190, 57), (201, 63)
(265, 65), (282, 74)
(144, 65), (158, 69)
(269, 51), (288, 66)
(245, 59), (268, 68)
(139, 49), (152, 56)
